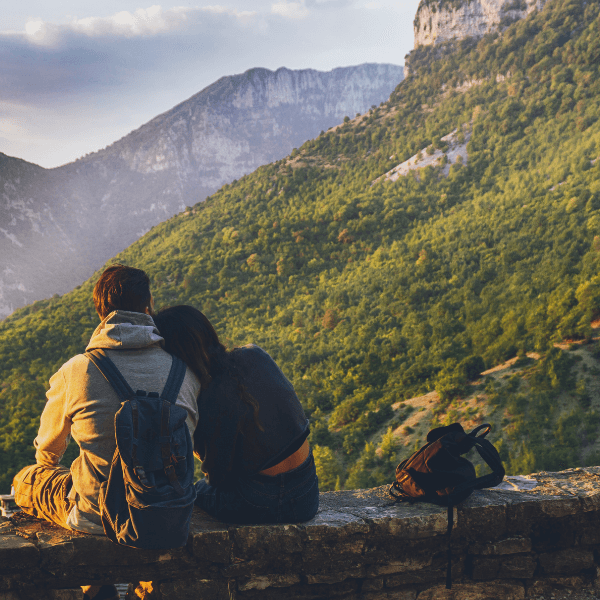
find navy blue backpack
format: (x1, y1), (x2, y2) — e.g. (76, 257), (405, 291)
(86, 349), (196, 549)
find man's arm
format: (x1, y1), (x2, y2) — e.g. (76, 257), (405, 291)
(34, 368), (73, 467)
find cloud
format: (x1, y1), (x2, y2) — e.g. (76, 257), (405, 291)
(0, 6), (263, 103)
(66, 5), (189, 38)
(17, 5), (261, 47)
(21, 7), (189, 47)
(306, 0), (352, 6)
(0, 1), (413, 167)
(271, 1), (310, 19)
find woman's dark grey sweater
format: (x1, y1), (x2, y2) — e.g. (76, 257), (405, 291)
(194, 344), (309, 488)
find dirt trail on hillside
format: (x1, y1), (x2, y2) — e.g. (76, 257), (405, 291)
(391, 392), (438, 445)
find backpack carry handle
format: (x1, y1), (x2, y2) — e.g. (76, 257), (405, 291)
(469, 423), (491, 439)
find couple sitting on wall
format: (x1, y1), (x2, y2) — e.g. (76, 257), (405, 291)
(12, 266), (318, 554)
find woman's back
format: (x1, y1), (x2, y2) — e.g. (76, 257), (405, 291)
(154, 305), (318, 524)
(196, 344), (309, 487)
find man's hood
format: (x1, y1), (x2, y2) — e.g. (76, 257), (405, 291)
(86, 310), (164, 351)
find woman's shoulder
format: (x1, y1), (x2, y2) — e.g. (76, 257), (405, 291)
(234, 343), (268, 356)
(232, 344), (275, 366)
(232, 344), (279, 371)
(233, 344), (294, 389)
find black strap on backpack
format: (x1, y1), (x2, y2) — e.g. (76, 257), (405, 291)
(389, 423), (504, 589)
(86, 349), (186, 404)
(86, 349), (188, 493)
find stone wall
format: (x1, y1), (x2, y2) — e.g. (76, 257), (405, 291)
(2, 468), (600, 600)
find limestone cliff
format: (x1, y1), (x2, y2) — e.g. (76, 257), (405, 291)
(414, 0), (548, 46)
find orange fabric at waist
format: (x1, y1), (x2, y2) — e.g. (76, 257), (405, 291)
(259, 439), (310, 476)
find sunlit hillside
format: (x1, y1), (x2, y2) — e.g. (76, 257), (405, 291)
(1, 0), (599, 491)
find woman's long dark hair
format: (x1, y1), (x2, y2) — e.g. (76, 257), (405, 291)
(154, 305), (262, 430)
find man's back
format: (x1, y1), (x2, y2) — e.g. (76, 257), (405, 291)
(33, 311), (201, 529)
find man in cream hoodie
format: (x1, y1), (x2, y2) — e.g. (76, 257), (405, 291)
(13, 265), (201, 600)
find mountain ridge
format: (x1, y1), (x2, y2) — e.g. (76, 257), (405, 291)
(0, 63), (403, 318)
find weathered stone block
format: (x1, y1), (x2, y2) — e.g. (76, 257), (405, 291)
(456, 492), (508, 540)
(471, 556), (501, 580)
(361, 578), (384, 591)
(384, 556), (464, 587)
(530, 517), (577, 551)
(579, 490), (600, 512)
(0, 535), (38, 567)
(48, 591), (81, 600)
(237, 574), (301, 591)
(416, 580), (525, 600)
(471, 555), (537, 580)
(303, 510), (369, 543)
(221, 556), (299, 579)
(469, 536), (531, 556)
(527, 575), (593, 595)
(505, 498), (542, 535)
(539, 548), (594, 575)
(366, 508), (449, 541)
(234, 524), (303, 557)
(302, 539), (367, 576)
(363, 532), (439, 566)
(367, 555), (432, 576)
(497, 555), (537, 579)
(301, 510), (368, 573)
(160, 579), (229, 600)
(579, 513), (600, 545)
(236, 579), (359, 599)
(67, 533), (191, 569)
(192, 529), (232, 564)
(538, 496), (581, 519)
(306, 567), (364, 585)
(362, 590), (416, 600)
(37, 532), (75, 568)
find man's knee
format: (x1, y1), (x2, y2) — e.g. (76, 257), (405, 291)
(12, 464), (39, 508)
(12, 464), (70, 511)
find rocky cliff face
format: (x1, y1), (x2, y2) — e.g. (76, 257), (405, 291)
(0, 64), (403, 318)
(414, 0), (548, 46)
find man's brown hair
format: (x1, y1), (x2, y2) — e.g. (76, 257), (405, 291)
(93, 264), (152, 320)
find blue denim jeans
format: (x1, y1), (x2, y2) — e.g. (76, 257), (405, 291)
(194, 451), (319, 524)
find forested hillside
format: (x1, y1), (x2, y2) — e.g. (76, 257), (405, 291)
(1, 0), (600, 492)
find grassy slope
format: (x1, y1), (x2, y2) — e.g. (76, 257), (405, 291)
(349, 335), (600, 491)
(1, 0), (600, 491)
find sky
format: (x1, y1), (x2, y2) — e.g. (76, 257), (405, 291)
(1, 0), (420, 169)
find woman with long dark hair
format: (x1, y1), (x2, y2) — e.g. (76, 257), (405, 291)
(153, 305), (319, 524)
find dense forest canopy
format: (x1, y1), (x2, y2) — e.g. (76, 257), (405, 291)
(1, 0), (600, 491)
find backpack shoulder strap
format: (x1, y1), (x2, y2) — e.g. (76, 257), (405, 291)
(160, 356), (187, 404)
(448, 436), (505, 499)
(471, 437), (505, 489)
(86, 349), (135, 401)
(157, 355), (189, 497)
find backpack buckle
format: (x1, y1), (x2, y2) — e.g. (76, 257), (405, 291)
(134, 465), (153, 488)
